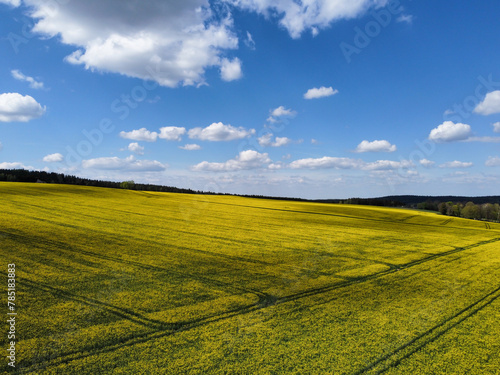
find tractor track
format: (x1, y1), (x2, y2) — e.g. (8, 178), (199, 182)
(354, 285), (500, 374)
(18, 236), (500, 373)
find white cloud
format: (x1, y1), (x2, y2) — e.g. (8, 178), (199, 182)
(0, 161), (31, 169)
(354, 140), (396, 153)
(493, 122), (500, 133)
(439, 161), (473, 169)
(267, 105), (297, 123)
(179, 144), (201, 150)
(289, 156), (362, 170)
(303, 86), (338, 99)
(268, 162), (284, 170)
(474, 91), (500, 115)
(0, 0), (20, 6)
(245, 31), (256, 49)
(274, 137), (292, 147)
(311, 139), (318, 144)
(11, 70), (45, 89)
(188, 122), (255, 141)
(465, 136), (500, 143)
(270, 105), (296, 118)
(258, 133), (292, 147)
(226, 0), (390, 39)
(192, 150), (271, 171)
(396, 14), (413, 24)
(419, 159), (435, 168)
(364, 160), (412, 171)
(43, 153), (64, 162)
(485, 156), (500, 167)
(119, 128), (158, 142)
(127, 142), (144, 155)
(158, 126), (186, 141)
(82, 155), (166, 171)
(258, 134), (272, 146)
(428, 121), (472, 143)
(220, 57), (243, 81)
(0, 93), (46, 122)
(25, 0), (239, 87)
(289, 156), (412, 170)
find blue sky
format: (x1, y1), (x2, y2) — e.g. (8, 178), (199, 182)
(1, 0), (500, 199)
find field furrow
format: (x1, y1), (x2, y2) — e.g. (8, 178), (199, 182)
(1, 182), (499, 374)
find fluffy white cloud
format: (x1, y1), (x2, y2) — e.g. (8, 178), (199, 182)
(258, 133), (292, 147)
(158, 126), (186, 141)
(82, 155), (166, 171)
(24, 0), (239, 87)
(43, 153), (64, 162)
(127, 142), (144, 155)
(225, 0), (389, 38)
(419, 159), (435, 168)
(439, 161), (473, 169)
(270, 105), (296, 118)
(485, 156), (500, 167)
(119, 128), (158, 142)
(192, 150), (271, 171)
(354, 140), (396, 153)
(303, 86), (338, 99)
(274, 137), (292, 147)
(493, 122), (500, 133)
(11, 70), (45, 89)
(474, 91), (500, 115)
(220, 57), (243, 81)
(0, 93), (46, 122)
(188, 122), (255, 141)
(179, 144), (201, 150)
(267, 105), (296, 123)
(428, 121), (472, 143)
(289, 156), (412, 170)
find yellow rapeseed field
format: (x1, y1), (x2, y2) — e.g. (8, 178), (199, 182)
(1, 182), (499, 374)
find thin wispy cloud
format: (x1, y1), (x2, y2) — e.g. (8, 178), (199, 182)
(11, 70), (45, 89)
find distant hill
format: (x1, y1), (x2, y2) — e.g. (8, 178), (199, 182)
(0, 169), (498, 206)
(379, 195), (500, 205)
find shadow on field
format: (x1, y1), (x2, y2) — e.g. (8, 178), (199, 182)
(353, 285), (500, 374)
(19, 237), (500, 374)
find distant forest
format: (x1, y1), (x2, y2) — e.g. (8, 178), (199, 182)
(342, 197), (500, 222)
(0, 169), (200, 194)
(1, 169), (499, 222)
(0, 169), (310, 202)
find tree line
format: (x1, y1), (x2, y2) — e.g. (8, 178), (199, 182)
(336, 196), (500, 222)
(1, 169), (498, 222)
(0, 169), (200, 195)
(416, 200), (500, 222)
